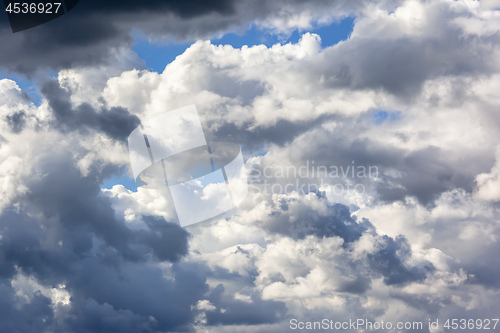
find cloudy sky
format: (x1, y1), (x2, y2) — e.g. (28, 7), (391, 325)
(1, 0), (500, 332)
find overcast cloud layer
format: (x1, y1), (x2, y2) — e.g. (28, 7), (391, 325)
(1, 0), (500, 332)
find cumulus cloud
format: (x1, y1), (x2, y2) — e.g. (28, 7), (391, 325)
(1, 0), (500, 332)
(41, 78), (140, 141)
(475, 146), (500, 201)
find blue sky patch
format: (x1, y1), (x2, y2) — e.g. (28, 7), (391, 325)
(0, 71), (44, 106)
(102, 171), (138, 192)
(373, 110), (402, 124)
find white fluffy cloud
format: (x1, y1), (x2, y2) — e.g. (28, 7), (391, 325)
(475, 146), (500, 201)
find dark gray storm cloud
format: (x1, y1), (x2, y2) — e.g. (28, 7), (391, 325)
(255, 195), (434, 287)
(0, 0), (226, 73)
(0, 145), (292, 332)
(41, 79), (140, 140)
(368, 235), (432, 285)
(5, 110), (26, 132)
(0, 0), (364, 73)
(0, 281), (54, 332)
(261, 202), (368, 243)
(0, 147), (205, 332)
